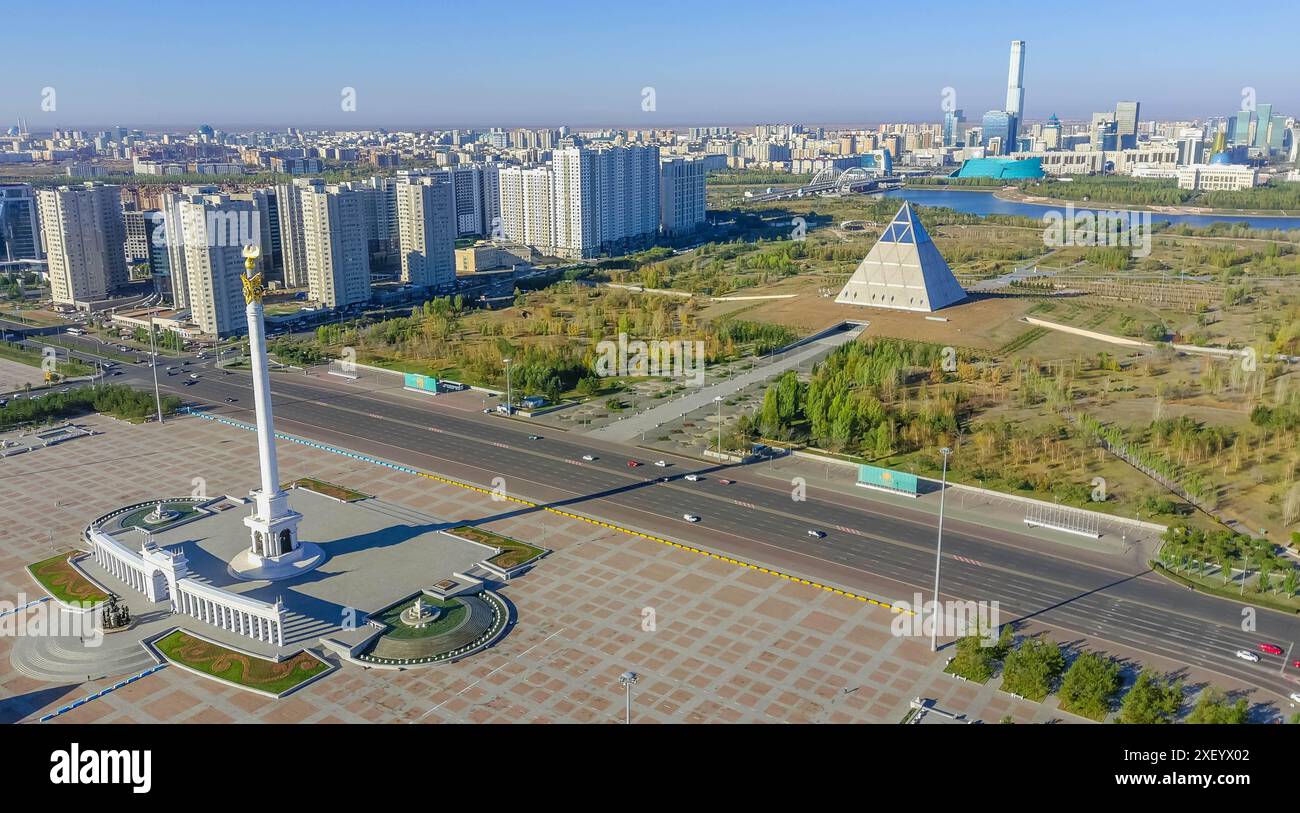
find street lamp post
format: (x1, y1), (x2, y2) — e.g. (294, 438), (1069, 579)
(618, 671), (638, 724)
(930, 446), (952, 653)
(502, 357), (512, 415)
(714, 395), (723, 458)
(148, 315), (163, 424)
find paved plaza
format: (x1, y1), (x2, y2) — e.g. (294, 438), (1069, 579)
(0, 414), (1271, 724)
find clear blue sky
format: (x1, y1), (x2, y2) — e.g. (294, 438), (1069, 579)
(4, 0), (1293, 130)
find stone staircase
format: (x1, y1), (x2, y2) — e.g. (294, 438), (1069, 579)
(10, 633), (157, 683)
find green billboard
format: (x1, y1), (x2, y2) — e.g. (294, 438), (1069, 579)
(857, 464), (919, 495)
(403, 372), (439, 394)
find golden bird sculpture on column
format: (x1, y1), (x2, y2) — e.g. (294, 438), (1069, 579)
(241, 244), (264, 305)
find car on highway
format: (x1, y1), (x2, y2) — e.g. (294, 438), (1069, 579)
(684, 474), (700, 482)
(682, 514), (700, 523)
(1258, 643), (1284, 656)
(527, 434), (541, 440)
(1235, 649), (1260, 663)
(718, 479), (733, 485)
(653, 460), (667, 467)
(224, 397), (238, 403)
(807, 529), (826, 539)
(581, 454), (595, 461)
(627, 460), (641, 467)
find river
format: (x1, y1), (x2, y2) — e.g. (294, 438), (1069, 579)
(882, 188), (1300, 231)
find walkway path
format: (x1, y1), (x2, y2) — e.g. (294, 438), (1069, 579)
(583, 324), (865, 443)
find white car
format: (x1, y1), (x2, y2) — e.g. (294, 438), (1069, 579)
(807, 529), (826, 539)
(684, 474), (700, 482)
(682, 514), (700, 523)
(581, 454), (595, 461)
(1235, 649), (1260, 663)
(1290, 692), (1300, 704)
(653, 460), (667, 467)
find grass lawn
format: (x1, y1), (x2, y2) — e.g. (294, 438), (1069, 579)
(117, 501), (202, 531)
(283, 477), (370, 502)
(942, 658), (990, 685)
(1151, 561), (1300, 614)
(0, 341), (93, 376)
(154, 630), (329, 695)
(374, 596), (468, 640)
(27, 553), (109, 604)
(447, 525), (545, 568)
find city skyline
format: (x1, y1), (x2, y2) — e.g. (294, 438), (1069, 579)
(3, 0), (1295, 129)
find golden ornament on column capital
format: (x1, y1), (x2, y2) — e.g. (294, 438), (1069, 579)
(240, 244), (264, 304)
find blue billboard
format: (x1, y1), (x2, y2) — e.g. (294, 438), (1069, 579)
(857, 464), (919, 496)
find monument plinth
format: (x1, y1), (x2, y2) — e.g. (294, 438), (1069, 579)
(230, 245), (323, 581)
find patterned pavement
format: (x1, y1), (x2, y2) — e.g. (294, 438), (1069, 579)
(0, 414), (1081, 723)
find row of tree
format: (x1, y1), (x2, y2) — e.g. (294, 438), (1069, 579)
(0, 384), (181, 430)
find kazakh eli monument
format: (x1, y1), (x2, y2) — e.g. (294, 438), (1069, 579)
(835, 202), (967, 313)
(16, 245), (517, 689)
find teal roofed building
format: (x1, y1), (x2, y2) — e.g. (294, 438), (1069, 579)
(953, 157), (1044, 179)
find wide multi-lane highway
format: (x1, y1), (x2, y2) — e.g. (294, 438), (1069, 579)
(41, 348), (1300, 703)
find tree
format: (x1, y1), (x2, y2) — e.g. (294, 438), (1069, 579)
(1000, 637), (1065, 701)
(1186, 688), (1248, 724)
(1117, 671), (1183, 724)
(1057, 651), (1121, 720)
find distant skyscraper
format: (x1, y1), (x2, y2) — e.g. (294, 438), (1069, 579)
(1005, 40), (1025, 119)
(943, 109), (966, 147)
(395, 175), (456, 290)
(300, 183), (371, 310)
(1115, 101), (1140, 149)
(1091, 113), (1117, 151)
(0, 183), (42, 262)
(1252, 104), (1273, 149)
(37, 183), (128, 306)
(982, 111), (1013, 155)
(1230, 110), (1253, 147)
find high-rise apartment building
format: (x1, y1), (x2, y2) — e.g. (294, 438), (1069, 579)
(174, 191), (260, 336)
(395, 175), (456, 290)
(497, 165), (555, 251)
(37, 182), (128, 306)
(123, 209), (150, 266)
(441, 164), (485, 237)
(275, 178), (321, 289)
(659, 157), (707, 237)
(552, 145), (659, 259)
(0, 183), (42, 261)
(300, 183), (372, 309)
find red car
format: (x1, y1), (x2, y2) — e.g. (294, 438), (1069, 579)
(718, 479), (733, 485)
(1291, 659), (1300, 669)
(1258, 643), (1284, 656)
(626, 460), (640, 468)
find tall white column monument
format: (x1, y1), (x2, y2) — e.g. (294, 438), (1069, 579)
(238, 245), (306, 568)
